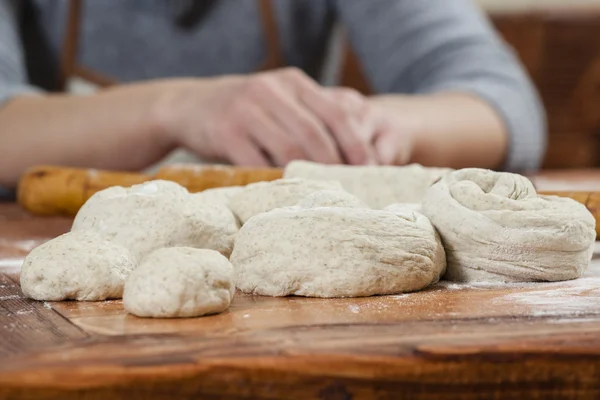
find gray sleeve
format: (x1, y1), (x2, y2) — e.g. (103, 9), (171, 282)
(0, 0), (43, 109)
(0, 0), (42, 197)
(332, 0), (547, 172)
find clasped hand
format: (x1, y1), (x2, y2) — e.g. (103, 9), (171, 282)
(163, 67), (413, 167)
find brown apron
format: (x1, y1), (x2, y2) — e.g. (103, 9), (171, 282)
(59, 0), (372, 94)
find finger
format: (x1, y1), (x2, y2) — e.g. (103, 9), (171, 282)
(373, 128), (412, 166)
(242, 104), (307, 167)
(221, 123), (272, 167)
(326, 88), (380, 143)
(252, 79), (343, 164)
(297, 85), (376, 165)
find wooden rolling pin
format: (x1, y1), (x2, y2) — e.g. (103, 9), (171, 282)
(17, 165), (283, 216)
(15, 165), (600, 239)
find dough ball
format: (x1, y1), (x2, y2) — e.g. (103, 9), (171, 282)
(284, 160), (451, 208)
(421, 168), (596, 282)
(231, 207), (446, 298)
(20, 230), (136, 301)
(72, 180), (238, 259)
(191, 186), (244, 206)
(182, 195), (241, 251)
(229, 178), (345, 224)
(123, 247), (235, 318)
(295, 190), (368, 209)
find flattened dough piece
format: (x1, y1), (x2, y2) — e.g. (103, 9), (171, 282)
(72, 180), (238, 259)
(123, 247), (235, 318)
(284, 160), (452, 208)
(231, 207), (446, 298)
(20, 230), (136, 301)
(422, 168), (596, 282)
(229, 178), (345, 224)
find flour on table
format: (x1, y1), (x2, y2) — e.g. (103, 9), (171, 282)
(72, 180), (238, 259)
(231, 206), (446, 298)
(283, 160), (451, 208)
(20, 230), (136, 301)
(228, 178), (345, 224)
(123, 247), (235, 318)
(421, 168), (596, 282)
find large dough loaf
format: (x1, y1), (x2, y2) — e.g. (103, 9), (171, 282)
(422, 168), (596, 282)
(72, 180), (238, 260)
(228, 178), (345, 224)
(284, 161), (452, 208)
(231, 206), (446, 298)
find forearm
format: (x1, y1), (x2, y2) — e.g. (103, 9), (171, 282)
(370, 93), (508, 170)
(0, 81), (176, 188)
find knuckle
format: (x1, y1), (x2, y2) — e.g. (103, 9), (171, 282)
(330, 107), (352, 127)
(295, 120), (322, 141)
(338, 87), (361, 99)
(280, 66), (305, 81)
(338, 88), (364, 109)
(244, 76), (274, 97)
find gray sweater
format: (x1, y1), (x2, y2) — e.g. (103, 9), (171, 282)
(0, 0), (546, 174)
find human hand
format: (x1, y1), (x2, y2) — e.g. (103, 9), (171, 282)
(161, 68), (379, 167)
(364, 96), (420, 166)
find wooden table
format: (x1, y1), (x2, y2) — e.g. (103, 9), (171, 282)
(2, 172), (600, 399)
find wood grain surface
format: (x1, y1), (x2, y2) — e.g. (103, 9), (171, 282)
(2, 171), (600, 399)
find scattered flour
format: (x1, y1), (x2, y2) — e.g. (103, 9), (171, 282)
(348, 305), (360, 314)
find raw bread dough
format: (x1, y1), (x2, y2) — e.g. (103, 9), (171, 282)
(384, 202), (422, 214)
(421, 168), (596, 282)
(231, 206), (446, 297)
(72, 180), (238, 259)
(20, 230), (136, 301)
(123, 247), (235, 318)
(295, 190), (368, 209)
(284, 160), (452, 208)
(191, 186), (244, 206)
(228, 178), (345, 224)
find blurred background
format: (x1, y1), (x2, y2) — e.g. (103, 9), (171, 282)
(62, 0), (600, 170)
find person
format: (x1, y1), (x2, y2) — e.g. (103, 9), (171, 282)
(0, 0), (546, 195)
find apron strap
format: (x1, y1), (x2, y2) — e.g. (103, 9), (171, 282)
(256, 0), (286, 71)
(339, 41), (372, 95)
(60, 0), (120, 89)
(60, 0), (370, 93)
(256, 0), (372, 96)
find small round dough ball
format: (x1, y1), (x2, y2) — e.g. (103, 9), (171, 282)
(123, 247), (235, 318)
(229, 178), (345, 224)
(295, 190), (368, 209)
(73, 180), (238, 259)
(231, 207), (446, 298)
(422, 168), (596, 282)
(20, 230), (136, 301)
